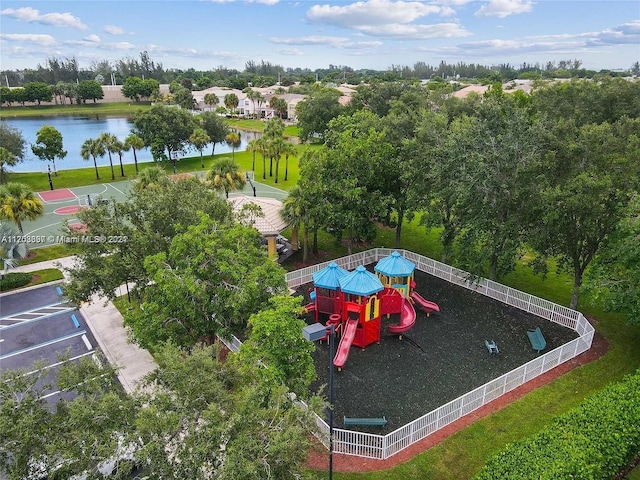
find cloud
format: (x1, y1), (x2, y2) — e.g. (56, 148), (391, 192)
(0, 7), (87, 29)
(305, 0), (468, 40)
(269, 35), (383, 49)
(0, 33), (57, 46)
(308, 0), (452, 28)
(276, 47), (305, 56)
(475, 0), (534, 18)
(357, 22), (470, 39)
(84, 34), (101, 43)
(104, 25), (126, 35)
(587, 20), (640, 45)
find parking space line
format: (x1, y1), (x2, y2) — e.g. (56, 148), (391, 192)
(0, 307), (77, 330)
(21, 350), (96, 377)
(0, 301), (69, 320)
(0, 330), (87, 360)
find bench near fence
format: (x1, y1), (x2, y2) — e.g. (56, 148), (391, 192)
(527, 327), (546, 352)
(343, 416), (387, 427)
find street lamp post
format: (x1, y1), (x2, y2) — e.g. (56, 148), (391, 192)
(47, 165), (54, 190)
(302, 322), (335, 480)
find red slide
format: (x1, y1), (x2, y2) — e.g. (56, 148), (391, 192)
(410, 292), (440, 316)
(388, 299), (417, 335)
(333, 319), (358, 369)
(303, 302), (316, 313)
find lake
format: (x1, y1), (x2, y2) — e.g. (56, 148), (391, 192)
(2, 116), (257, 173)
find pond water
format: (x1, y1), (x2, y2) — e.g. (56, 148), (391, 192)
(2, 116), (257, 173)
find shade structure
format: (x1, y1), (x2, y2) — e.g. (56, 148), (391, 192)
(230, 195), (288, 235)
(374, 251), (415, 277)
(338, 265), (384, 296)
(312, 262), (349, 290)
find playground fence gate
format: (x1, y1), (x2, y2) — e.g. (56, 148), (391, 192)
(226, 248), (595, 461)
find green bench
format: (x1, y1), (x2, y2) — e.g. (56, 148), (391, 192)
(527, 327), (546, 353)
(343, 416), (387, 427)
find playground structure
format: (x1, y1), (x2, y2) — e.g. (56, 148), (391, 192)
(304, 251), (440, 370)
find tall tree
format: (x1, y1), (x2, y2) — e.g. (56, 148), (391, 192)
(530, 117), (640, 309)
(234, 295), (316, 397)
(203, 92), (219, 111)
(189, 127), (210, 168)
(585, 194), (640, 325)
(125, 214), (287, 347)
(447, 98), (545, 280)
(269, 96), (288, 119)
(80, 137), (106, 180)
(224, 132), (241, 161)
(224, 93), (239, 116)
(295, 88), (345, 142)
(0, 124), (26, 182)
(206, 157), (246, 198)
(98, 132), (118, 180)
(124, 133), (144, 174)
(0, 182), (44, 233)
(199, 111), (229, 156)
(63, 176), (233, 304)
(132, 104), (197, 167)
(0, 147), (17, 185)
(31, 125), (67, 176)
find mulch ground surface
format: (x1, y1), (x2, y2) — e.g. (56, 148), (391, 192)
(299, 265), (607, 472)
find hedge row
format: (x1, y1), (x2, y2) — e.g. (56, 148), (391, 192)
(474, 368), (640, 480)
(0, 272), (32, 291)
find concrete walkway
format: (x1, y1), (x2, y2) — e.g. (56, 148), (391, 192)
(10, 257), (157, 393)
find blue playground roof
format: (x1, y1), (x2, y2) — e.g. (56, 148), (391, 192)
(374, 251), (415, 277)
(312, 262), (349, 290)
(338, 265), (384, 296)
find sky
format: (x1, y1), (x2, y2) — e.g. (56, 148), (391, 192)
(0, 0), (638, 73)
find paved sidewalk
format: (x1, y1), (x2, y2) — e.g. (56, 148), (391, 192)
(10, 257), (157, 393)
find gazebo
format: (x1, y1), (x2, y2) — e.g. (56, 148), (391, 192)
(230, 195), (291, 258)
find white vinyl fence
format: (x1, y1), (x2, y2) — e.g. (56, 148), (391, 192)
(283, 248), (595, 460)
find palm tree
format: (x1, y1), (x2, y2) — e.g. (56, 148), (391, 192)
(270, 137), (287, 184)
(281, 141), (297, 182)
(224, 93), (239, 117)
(80, 137), (106, 180)
(269, 96), (288, 119)
(0, 182), (44, 233)
(255, 92), (265, 119)
(206, 157), (246, 198)
(98, 133), (118, 180)
(190, 127), (210, 168)
(203, 93), (219, 112)
(246, 139), (261, 173)
(112, 138), (126, 177)
(124, 133), (144, 174)
(243, 88), (258, 118)
(258, 137), (268, 180)
(280, 186), (307, 261)
(135, 166), (167, 191)
(0, 221), (28, 278)
(225, 132), (241, 161)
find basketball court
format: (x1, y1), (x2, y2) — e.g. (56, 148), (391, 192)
(20, 181), (132, 248)
(20, 174), (287, 247)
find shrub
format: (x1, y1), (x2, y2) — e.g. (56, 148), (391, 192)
(474, 369), (640, 480)
(0, 272), (32, 291)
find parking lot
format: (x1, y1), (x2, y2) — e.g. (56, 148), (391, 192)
(0, 284), (99, 406)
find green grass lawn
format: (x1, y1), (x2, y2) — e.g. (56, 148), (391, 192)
(0, 102), (150, 119)
(0, 268), (64, 292)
